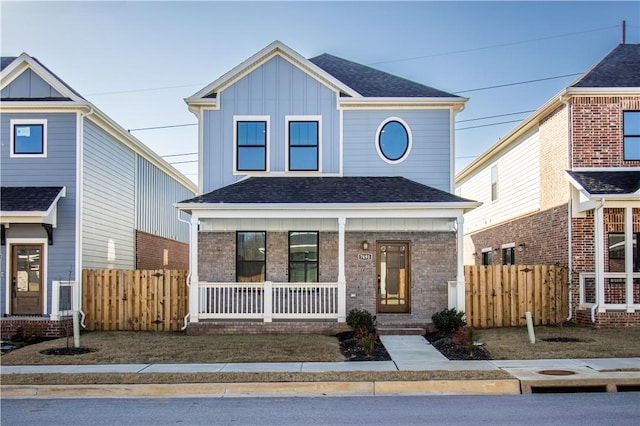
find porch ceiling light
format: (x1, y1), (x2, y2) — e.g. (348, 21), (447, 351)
(361, 240), (369, 251)
(518, 243), (526, 252)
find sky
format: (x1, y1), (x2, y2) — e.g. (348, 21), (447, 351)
(1, 1), (639, 184)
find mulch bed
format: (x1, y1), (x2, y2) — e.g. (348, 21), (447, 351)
(336, 332), (391, 361)
(40, 347), (95, 356)
(424, 331), (492, 360)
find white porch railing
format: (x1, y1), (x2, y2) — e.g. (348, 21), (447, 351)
(197, 281), (340, 322)
(579, 272), (640, 312)
(50, 280), (76, 320)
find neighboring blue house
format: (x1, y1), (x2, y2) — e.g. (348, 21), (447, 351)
(177, 41), (478, 331)
(0, 53), (196, 336)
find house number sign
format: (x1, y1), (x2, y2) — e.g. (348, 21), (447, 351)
(357, 253), (373, 261)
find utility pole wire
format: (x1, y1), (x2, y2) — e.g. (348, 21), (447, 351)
(453, 73), (581, 94)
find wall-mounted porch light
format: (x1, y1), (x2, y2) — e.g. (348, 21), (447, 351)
(361, 240), (369, 251)
(518, 243), (526, 252)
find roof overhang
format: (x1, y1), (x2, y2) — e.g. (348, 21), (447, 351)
(339, 97), (468, 111)
(1, 187), (66, 226)
(565, 170), (640, 213)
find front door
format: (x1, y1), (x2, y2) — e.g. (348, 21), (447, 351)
(376, 241), (410, 313)
(11, 244), (44, 315)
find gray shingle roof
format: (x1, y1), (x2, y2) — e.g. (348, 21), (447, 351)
(309, 54), (459, 98)
(572, 44), (640, 88)
(1, 187), (65, 212)
(566, 171), (640, 195)
(1, 56), (17, 71)
(180, 177), (474, 205)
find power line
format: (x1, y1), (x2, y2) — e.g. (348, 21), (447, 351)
(457, 110), (535, 123)
(128, 123), (197, 132)
(161, 152), (198, 158)
(368, 25), (616, 65)
(456, 119), (524, 131)
(454, 73), (581, 94)
(169, 159), (198, 165)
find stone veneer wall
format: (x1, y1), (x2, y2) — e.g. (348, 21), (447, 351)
(197, 230), (456, 320)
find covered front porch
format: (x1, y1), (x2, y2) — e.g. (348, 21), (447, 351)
(176, 177), (479, 326)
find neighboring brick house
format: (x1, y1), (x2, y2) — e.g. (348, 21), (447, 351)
(455, 43), (640, 327)
(176, 41), (479, 331)
(0, 54), (196, 337)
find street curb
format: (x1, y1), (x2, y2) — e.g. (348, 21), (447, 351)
(0, 380), (521, 399)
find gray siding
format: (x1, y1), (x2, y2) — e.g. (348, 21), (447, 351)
(136, 156), (192, 243)
(82, 120), (136, 269)
(0, 69), (64, 98)
(202, 56), (340, 192)
(0, 112), (77, 315)
(343, 109), (452, 191)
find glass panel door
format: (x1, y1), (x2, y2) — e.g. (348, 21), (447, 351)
(11, 245), (43, 315)
(377, 242), (410, 313)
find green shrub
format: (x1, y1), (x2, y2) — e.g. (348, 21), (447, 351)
(346, 308), (376, 333)
(431, 308), (466, 336)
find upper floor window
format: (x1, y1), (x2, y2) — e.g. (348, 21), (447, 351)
(287, 117), (320, 171)
(289, 231), (318, 282)
(491, 165), (498, 202)
(236, 231), (266, 282)
(10, 119), (47, 158)
(376, 118), (412, 164)
(234, 116), (269, 172)
(623, 111), (640, 161)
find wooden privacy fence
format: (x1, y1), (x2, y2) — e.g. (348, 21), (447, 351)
(82, 269), (189, 331)
(464, 265), (569, 328)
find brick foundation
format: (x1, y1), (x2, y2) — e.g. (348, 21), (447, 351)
(136, 230), (189, 270)
(186, 321), (351, 335)
(1, 317), (74, 339)
(573, 310), (640, 328)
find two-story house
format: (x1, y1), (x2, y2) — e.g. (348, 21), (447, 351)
(1, 53), (197, 336)
(455, 43), (640, 327)
(176, 41), (479, 332)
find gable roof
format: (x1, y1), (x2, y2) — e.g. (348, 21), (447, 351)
(1, 186), (66, 212)
(186, 41), (466, 108)
(565, 171), (640, 196)
(309, 53), (458, 98)
(1, 57), (17, 71)
(571, 44), (640, 88)
(178, 177), (477, 208)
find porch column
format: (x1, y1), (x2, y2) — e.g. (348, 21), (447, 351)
(456, 215), (466, 313)
(337, 216), (346, 322)
(189, 215), (199, 322)
(595, 203), (606, 314)
(625, 206), (634, 312)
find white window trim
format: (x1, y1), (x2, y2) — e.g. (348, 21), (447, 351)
(4, 238), (49, 315)
(375, 117), (412, 164)
(285, 115), (322, 173)
(10, 119), (47, 158)
(233, 115), (270, 174)
(481, 247), (493, 254)
(501, 243), (515, 249)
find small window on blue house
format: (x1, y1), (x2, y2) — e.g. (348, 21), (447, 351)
(376, 118), (411, 164)
(623, 111), (640, 161)
(235, 118), (268, 171)
(11, 120), (47, 157)
(288, 121), (319, 171)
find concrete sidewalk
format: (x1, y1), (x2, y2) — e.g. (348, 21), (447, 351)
(1, 335), (638, 398)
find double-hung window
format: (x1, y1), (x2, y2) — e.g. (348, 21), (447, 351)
(10, 119), (47, 158)
(608, 232), (639, 272)
(235, 117), (269, 172)
(623, 111), (640, 161)
(490, 165), (498, 202)
(289, 231), (318, 282)
(236, 232), (266, 282)
(502, 247), (515, 265)
(287, 116), (320, 171)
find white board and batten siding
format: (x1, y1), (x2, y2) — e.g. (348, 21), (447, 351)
(458, 129), (541, 234)
(82, 120), (136, 269)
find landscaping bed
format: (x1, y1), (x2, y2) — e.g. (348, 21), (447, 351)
(336, 331), (391, 361)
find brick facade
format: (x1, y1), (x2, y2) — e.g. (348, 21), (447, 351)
(1, 317), (74, 339)
(136, 230), (189, 270)
(197, 230), (456, 321)
(469, 204), (569, 266)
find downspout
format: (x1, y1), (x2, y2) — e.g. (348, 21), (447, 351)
(76, 106), (95, 328)
(591, 198), (606, 323)
(561, 95), (573, 321)
(177, 210), (192, 330)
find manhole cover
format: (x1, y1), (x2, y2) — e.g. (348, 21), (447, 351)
(538, 369), (576, 376)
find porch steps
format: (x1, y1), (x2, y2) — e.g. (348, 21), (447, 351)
(376, 326), (426, 336)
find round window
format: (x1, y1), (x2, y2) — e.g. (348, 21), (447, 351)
(377, 119), (411, 163)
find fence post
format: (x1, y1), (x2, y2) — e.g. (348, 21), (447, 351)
(264, 281), (273, 322)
